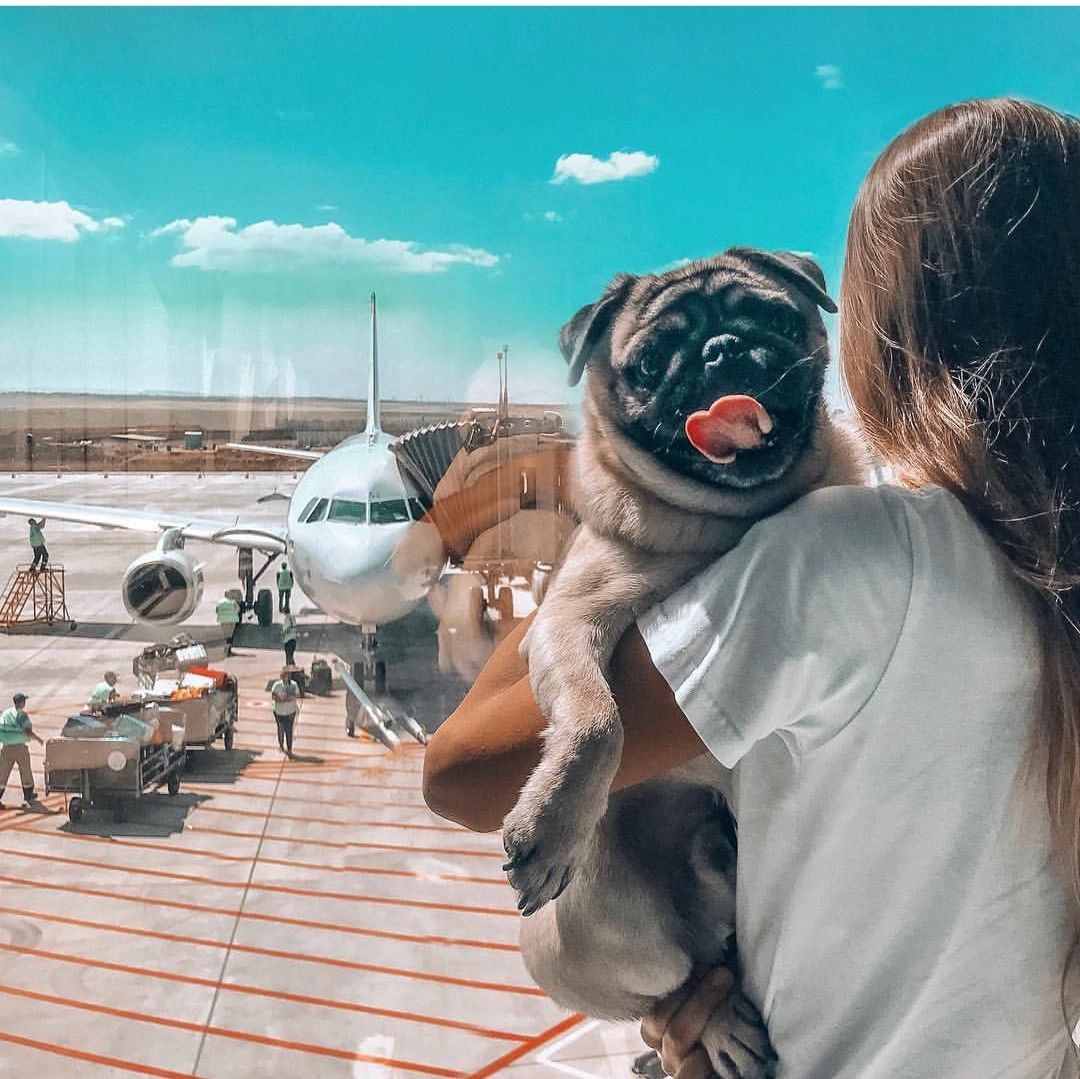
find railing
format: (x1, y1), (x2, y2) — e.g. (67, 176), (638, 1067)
(0, 565), (72, 628)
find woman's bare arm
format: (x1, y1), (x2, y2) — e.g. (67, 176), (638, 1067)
(423, 612), (709, 832)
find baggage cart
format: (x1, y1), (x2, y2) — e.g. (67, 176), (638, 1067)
(158, 678), (239, 754)
(45, 707), (186, 823)
(132, 637), (239, 757)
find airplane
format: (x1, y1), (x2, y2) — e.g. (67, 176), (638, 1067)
(0, 296), (577, 745)
(0, 295), (445, 695)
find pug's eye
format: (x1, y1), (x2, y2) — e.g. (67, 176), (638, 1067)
(627, 348), (665, 390)
(767, 309), (803, 342)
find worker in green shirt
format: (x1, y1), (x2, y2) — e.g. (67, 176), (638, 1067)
(276, 561), (294, 614)
(27, 517), (48, 572)
(215, 594), (241, 656)
(86, 670), (119, 712)
(0, 693), (42, 807)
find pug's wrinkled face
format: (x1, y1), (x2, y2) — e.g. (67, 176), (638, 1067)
(562, 250), (835, 491)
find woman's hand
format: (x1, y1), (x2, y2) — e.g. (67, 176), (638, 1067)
(640, 967), (775, 1079)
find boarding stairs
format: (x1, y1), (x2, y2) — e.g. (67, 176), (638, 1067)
(0, 564), (73, 631)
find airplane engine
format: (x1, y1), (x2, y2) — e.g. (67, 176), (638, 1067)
(121, 530), (204, 624)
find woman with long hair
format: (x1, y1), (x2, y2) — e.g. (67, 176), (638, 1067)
(424, 98), (1080, 1078)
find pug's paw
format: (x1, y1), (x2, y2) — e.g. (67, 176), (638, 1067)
(502, 773), (603, 917)
(703, 988), (777, 1079)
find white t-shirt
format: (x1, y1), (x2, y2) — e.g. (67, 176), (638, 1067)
(640, 484), (1072, 1079)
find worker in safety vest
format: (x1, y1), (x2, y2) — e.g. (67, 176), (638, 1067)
(281, 612), (299, 666)
(276, 562), (294, 614)
(0, 693), (41, 807)
(215, 594), (241, 656)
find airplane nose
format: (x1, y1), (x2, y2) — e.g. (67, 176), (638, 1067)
(390, 521), (446, 600)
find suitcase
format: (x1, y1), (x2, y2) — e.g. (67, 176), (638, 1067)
(308, 658), (332, 696)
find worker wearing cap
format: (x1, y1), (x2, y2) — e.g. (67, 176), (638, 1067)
(86, 670), (119, 712)
(0, 693), (42, 808)
(276, 562), (294, 615)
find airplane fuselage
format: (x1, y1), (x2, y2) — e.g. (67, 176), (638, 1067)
(285, 431), (439, 627)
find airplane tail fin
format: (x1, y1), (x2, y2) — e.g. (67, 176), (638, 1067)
(365, 292), (382, 441)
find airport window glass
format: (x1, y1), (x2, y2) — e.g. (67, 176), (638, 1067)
(327, 498), (367, 524)
(1, 9), (596, 1072)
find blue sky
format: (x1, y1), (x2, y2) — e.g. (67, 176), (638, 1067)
(2, 5), (1080, 406)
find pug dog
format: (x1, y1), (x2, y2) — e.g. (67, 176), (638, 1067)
(501, 249), (867, 1069)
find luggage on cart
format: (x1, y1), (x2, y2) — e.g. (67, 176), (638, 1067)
(308, 658), (332, 696)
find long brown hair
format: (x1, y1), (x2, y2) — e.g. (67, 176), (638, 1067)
(841, 99), (1080, 928)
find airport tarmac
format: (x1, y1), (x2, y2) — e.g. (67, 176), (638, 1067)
(0, 472), (647, 1079)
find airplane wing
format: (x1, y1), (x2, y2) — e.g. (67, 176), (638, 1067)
(224, 442), (324, 462)
(0, 496), (287, 554)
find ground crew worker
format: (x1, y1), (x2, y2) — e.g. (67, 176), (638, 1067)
(215, 594), (241, 656)
(270, 666), (301, 758)
(86, 670), (119, 712)
(281, 611), (298, 666)
(0, 693), (42, 807)
(276, 561), (294, 614)
(27, 517), (47, 571)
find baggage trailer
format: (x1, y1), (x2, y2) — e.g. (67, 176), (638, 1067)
(45, 710), (186, 823)
(160, 679), (238, 755)
(132, 636), (239, 757)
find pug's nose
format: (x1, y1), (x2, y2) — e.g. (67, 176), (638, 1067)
(702, 334), (740, 367)
(703, 334), (769, 370)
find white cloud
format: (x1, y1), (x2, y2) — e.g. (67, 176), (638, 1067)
(157, 216), (498, 274)
(0, 198), (103, 241)
(815, 64), (844, 91)
(150, 219), (192, 237)
(550, 150), (659, 185)
(102, 216), (126, 230)
(543, 210), (563, 222)
(0, 139), (18, 157)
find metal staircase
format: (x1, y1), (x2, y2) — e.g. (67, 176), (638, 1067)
(0, 565), (73, 631)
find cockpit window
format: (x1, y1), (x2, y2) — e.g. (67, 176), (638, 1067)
(327, 498), (367, 524)
(301, 497), (329, 523)
(370, 499), (411, 525)
(408, 498), (427, 521)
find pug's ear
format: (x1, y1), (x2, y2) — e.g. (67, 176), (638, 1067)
(559, 273), (636, 387)
(727, 247), (838, 314)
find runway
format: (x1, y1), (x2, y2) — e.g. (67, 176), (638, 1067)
(0, 472), (645, 1079)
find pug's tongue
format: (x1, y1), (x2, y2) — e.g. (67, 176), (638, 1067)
(685, 395), (774, 464)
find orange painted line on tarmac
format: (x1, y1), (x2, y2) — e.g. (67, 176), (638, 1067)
(189, 801), (480, 835)
(0, 936), (544, 1011)
(464, 1014), (588, 1079)
(171, 822), (502, 861)
(222, 772), (430, 793)
(0, 988), (466, 1077)
(42, 827), (507, 885)
(0, 941), (532, 1041)
(0, 845), (519, 917)
(181, 781), (434, 811)
(8, 907), (531, 1015)
(0, 1030), (204, 1079)
(0, 871), (521, 953)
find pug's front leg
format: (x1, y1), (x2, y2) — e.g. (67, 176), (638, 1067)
(502, 608), (624, 915)
(502, 548), (636, 913)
